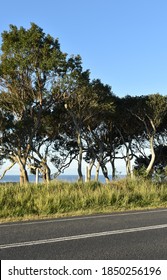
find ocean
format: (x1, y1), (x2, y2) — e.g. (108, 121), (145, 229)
(0, 174), (115, 184)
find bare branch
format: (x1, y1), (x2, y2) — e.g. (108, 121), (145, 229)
(0, 161), (16, 180)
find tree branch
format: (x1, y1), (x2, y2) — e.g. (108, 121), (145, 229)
(0, 161), (16, 180)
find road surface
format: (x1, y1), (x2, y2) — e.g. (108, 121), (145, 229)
(0, 208), (167, 259)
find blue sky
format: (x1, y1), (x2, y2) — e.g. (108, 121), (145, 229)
(1, 0), (167, 175)
(1, 0), (167, 96)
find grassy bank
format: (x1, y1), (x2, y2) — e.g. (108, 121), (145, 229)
(0, 177), (167, 222)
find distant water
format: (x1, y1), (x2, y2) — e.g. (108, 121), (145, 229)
(0, 174), (119, 183)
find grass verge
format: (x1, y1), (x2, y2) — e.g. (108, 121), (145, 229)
(0, 177), (167, 222)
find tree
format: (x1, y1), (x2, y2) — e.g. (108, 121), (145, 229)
(52, 72), (115, 181)
(111, 96), (143, 177)
(128, 94), (167, 176)
(81, 81), (115, 182)
(0, 23), (67, 184)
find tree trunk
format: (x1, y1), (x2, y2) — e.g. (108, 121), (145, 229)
(95, 162), (100, 181)
(19, 166), (29, 185)
(41, 164), (51, 183)
(87, 160), (94, 182)
(45, 165), (51, 182)
(36, 168), (39, 184)
(146, 135), (155, 176)
(101, 164), (110, 183)
(77, 131), (83, 182)
(78, 161), (83, 182)
(111, 159), (116, 180)
(124, 143), (132, 177)
(17, 155), (29, 185)
(126, 156), (131, 176)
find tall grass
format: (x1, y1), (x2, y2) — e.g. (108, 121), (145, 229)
(0, 177), (167, 221)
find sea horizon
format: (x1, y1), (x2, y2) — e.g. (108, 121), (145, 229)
(0, 174), (124, 183)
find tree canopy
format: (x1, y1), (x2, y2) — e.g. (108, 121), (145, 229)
(1, 23), (167, 184)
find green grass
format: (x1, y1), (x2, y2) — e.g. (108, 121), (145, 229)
(0, 177), (167, 222)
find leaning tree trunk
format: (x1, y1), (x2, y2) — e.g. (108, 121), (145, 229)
(146, 135), (155, 176)
(101, 163), (110, 183)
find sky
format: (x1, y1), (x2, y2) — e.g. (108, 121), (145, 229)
(0, 0), (167, 175)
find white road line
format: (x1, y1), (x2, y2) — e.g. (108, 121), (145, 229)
(1, 223), (167, 250)
(0, 208), (167, 228)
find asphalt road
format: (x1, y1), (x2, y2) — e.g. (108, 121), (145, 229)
(0, 208), (167, 259)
